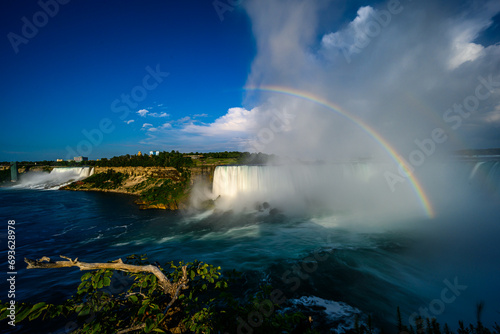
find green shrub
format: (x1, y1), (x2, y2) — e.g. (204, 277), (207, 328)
(0, 255), (313, 333)
(139, 178), (189, 206)
(0, 168), (10, 182)
(130, 178), (158, 193)
(82, 170), (126, 189)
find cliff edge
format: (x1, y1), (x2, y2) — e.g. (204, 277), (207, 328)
(62, 166), (215, 210)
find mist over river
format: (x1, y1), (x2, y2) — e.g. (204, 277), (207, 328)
(1, 160), (499, 332)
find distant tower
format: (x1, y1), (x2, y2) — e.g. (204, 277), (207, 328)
(10, 161), (18, 182)
(138, 151), (142, 156)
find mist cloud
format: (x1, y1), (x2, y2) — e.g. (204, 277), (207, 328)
(235, 0), (500, 160)
(141, 0), (500, 157)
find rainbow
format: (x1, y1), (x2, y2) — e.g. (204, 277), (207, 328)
(244, 85), (436, 218)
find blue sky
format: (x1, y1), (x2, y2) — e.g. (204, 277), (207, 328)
(0, 1), (255, 160)
(1, 0), (500, 161)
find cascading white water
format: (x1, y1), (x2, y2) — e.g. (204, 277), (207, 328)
(211, 164), (418, 215)
(212, 160), (500, 216)
(468, 161), (500, 190)
(13, 167), (94, 190)
(213, 164), (380, 196)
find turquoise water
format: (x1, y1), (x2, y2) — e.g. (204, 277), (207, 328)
(1, 161), (499, 332)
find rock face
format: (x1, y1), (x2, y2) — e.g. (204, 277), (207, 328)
(134, 201), (183, 211)
(63, 166), (216, 211)
(18, 166), (54, 173)
(189, 166), (216, 184)
(93, 166), (182, 180)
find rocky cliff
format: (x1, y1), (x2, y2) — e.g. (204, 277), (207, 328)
(63, 166), (216, 210)
(18, 166), (54, 173)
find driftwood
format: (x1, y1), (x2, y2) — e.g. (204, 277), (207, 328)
(24, 256), (189, 299)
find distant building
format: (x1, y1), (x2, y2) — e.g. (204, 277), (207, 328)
(56, 159), (63, 162)
(147, 150), (160, 156)
(138, 151), (142, 156)
(74, 156), (88, 162)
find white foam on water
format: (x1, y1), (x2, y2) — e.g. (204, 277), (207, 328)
(289, 296), (373, 334)
(13, 167), (94, 190)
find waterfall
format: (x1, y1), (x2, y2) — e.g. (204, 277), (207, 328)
(468, 161), (500, 192)
(211, 164), (414, 214)
(211, 160), (500, 215)
(214, 162), (391, 194)
(50, 167), (94, 179)
(13, 167), (94, 190)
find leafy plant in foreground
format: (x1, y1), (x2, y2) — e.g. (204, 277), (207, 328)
(0, 255), (312, 333)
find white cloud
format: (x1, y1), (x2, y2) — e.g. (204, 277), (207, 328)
(320, 1), (499, 71)
(139, 0), (500, 154)
(176, 116), (191, 124)
(482, 104), (500, 124)
(448, 40), (484, 70)
(142, 123), (153, 128)
(149, 112), (169, 117)
(447, 0), (500, 71)
(446, 16), (491, 70)
(137, 109), (149, 117)
(145, 122), (172, 133)
(183, 108), (259, 136)
(138, 107), (266, 151)
(137, 109), (168, 118)
(241, 0), (500, 158)
(321, 6), (376, 59)
(160, 122), (172, 129)
(124, 120), (135, 124)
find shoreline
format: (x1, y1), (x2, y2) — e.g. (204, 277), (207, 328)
(60, 166), (202, 210)
(61, 186), (184, 210)
(4, 164), (219, 210)
(0, 165), (217, 211)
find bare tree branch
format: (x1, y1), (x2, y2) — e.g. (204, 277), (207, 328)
(116, 323), (146, 334)
(24, 256), (189, 298)
(164, 266), (188, 314)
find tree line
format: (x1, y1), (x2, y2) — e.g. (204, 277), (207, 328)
(0, 151), (277, 169)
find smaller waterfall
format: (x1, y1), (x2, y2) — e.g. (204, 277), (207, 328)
(13, 167), (94, 190)
(468, 161), (500, 192)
